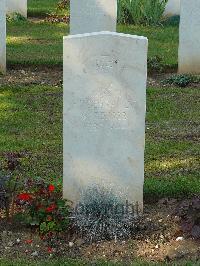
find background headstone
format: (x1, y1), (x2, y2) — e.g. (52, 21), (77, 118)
(70, 0), (117, 34)
(178, 0), (200, 74)
(0, 0), (6, 74)
(63, 32), (148, 210)
(164, 0), (180, 17)
(6, 0), (27, 18)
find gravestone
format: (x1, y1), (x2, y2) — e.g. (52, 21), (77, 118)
(63, 32), (148, 210)
(178, 0), (200, 74)
(6, 0), (27, 18)
(0, 0), (6, 74)
(70, 0), (117, 34)
(164, 0), (180, 17)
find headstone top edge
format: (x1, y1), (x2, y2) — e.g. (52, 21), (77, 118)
(64, 31), (148, 42)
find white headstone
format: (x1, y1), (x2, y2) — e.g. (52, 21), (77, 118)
(0, 0), (6, 74)
(70, 0), (117, 34)
(63, 32), (148, 210)
(164, 0), (180, 17)
(178, 0), (200, 74)
(6, 0), (27, 18)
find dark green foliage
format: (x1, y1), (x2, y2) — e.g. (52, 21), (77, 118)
(163, 15), (180, 26)
(162, 74), (200, 87)
(0, 152), (25, 220)
(175, 196), (200, 239)
(117, 0), (168, 25)
(148, 56), (164, 72)
(6, 13), (27, 22)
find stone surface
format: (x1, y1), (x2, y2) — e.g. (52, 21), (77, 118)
(0, 0), (6, 74)
(6, 0), (27, 18)
(164, 0), (180, 17)
(178, 0), (200, 74)
(63, 32), (148, 210)
(70, 0), (117, 34)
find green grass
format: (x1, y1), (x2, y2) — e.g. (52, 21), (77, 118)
(7, 20), (178, 68)
(28, 0), (68, 17)
(7, 21), (68, 66)
(0, 85), (199, 199)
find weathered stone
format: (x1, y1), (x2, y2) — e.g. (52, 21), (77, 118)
(63, 32), (148, 210)
(0, 0), (6, 74)
(164, 0), (180, 17)
(70, 0), (117, 34)
(6, 0), (27, 18)
(178, 0), (200, 74)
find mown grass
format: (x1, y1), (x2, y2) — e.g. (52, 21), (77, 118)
(28, 0), (68, 17)
(7, 20), (178, 69)
(0, 84), (199, 199)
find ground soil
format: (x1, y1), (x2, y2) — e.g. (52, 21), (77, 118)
(1, 66), (200, 89)
(0, 198), (199, 264)
(0, 68), (199, 264)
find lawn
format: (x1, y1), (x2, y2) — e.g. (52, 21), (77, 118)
(0, 84), (199, 199)
(28, 0), (68, 17)
(7, 20), (179, 69)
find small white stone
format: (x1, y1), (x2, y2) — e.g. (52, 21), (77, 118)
(176, 236), (184, 241)
(16, 238), (20, 243)
(31, 251), (39, 257)
(69, 242), (74, 247)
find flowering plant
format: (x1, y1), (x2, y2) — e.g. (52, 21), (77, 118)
(16, 177), (70, 235)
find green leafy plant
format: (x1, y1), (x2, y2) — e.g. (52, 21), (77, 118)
(15, 177), (70, 235)
(0, 152), (25, 221)
(163, 15), (180, 26)
(162, 74), (200, 87)
(6, 13), (27, 22)
(175, 196), (200, 239)
(148, 55), (164, 72)
(117, 0), (168, 25)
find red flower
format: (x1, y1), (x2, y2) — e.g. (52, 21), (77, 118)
(47, 247), (53, 253)
(47, 215), (52, 221)
(36, 204), (44, 210)
(48, 184), (55, 192)
(46, 203), (57, 213)
(17, 193), (32, 201)
(25, 239), (33, 244)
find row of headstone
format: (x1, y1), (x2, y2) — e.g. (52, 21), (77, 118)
(63, 0), (148, 211)
(6, 0), (27, 18)
(0, 0), (6, 74)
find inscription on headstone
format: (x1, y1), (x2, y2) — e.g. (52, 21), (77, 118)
(70, 0), (117, 34)
(63, 32), (148, 209)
